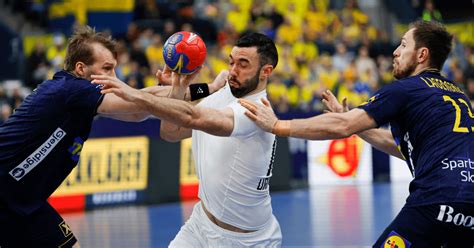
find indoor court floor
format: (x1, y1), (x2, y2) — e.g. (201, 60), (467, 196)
(63, 182), (410, 247)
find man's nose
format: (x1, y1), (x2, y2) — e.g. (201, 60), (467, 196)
(229, 65), (238, 77)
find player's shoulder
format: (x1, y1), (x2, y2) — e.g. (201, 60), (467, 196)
(39, 71), (86, 90)
(386, 73), (436, 92)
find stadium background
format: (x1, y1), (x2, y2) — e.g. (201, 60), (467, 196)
(0, 0), (473, 247)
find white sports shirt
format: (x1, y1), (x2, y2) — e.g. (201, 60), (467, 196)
(192, 83), (277, 230)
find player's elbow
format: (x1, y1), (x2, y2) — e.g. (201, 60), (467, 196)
(128, 114), (150, 122)
(176, 108), (201, 129)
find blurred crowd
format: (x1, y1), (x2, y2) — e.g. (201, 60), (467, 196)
(1, 0), (474, 125)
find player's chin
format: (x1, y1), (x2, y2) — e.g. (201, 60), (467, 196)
(229, 80), (240, 88)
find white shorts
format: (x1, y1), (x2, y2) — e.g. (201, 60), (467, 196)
(169, 201), (282, 248)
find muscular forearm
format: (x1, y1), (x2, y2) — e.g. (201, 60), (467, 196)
(285, 110), (376, 140)
(357, 129), (404, 160)
(288, 114), (354, 140)
(136, 91), (197, 128)
(101, 113), (150, 122)
(159, 86), (190, 141)
(143, 85), (192, 100)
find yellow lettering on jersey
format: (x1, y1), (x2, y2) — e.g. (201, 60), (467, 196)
(421, 77), (464, 94)
(443, 95), (472, 133)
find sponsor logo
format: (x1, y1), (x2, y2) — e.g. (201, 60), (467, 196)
(68, 137), (84, 162)
(9, 128), (66, 181)
(187, 32), (197, 43)
(11, 168), (25, 178)
(441, 158), (474, 183)
(437, 205), (474, 230)
(382, 231), (411, 248)
(59, 221), (72, 237)
(92, 190), (137, 205)
(319, 135), (362, 177)
(53, 136), (149, 196)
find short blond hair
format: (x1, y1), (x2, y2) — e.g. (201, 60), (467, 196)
(64, 25), (117, 72)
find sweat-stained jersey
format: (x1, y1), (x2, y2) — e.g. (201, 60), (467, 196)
(0, 71), (103, 215)
(358, 70), (474, 206)
(192, 83), (278, 230)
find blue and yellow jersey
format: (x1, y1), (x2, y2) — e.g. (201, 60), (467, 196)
(358, 71), (474, 206)
(0, 71), (103, 215)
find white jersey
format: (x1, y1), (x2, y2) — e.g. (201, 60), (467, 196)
(192, 83), (277, 230)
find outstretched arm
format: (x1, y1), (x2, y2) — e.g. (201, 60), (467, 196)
(92, 73), (235, 137)
(240, 97), (377, 140)
(93, 69), (227, 122)
(321, 90), (404, 160)
(160, 70), (229, 142)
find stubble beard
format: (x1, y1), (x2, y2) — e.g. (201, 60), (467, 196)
(229, 71), (260, 98)
(393, 55), (417, 80)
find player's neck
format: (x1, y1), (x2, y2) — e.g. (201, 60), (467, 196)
(245, 81), (267, 97)
(66, 70), (81, 78)
(412, 65), (440, 76)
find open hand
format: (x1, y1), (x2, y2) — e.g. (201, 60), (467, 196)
(321, 90), (349, 113)
(208, 70), (229, 93)
(239, 98), (277, 132)
(91, 75), (141, 102)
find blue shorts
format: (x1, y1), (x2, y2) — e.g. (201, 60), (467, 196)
(0, 201), (77, 247)
(374, 203), (474, 248)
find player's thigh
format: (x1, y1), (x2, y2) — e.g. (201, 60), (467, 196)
(0, 202), (77, 248)
(169, 204), (206, 247)
(373, 205), (443, 248)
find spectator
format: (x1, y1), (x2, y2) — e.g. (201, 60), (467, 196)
(316, 53), (340, 91)
(46, 34), (67, 72)
(0, 103), (12, 125)
(267, 73), (289, 113)
(355, 46), (378, 90)
(333, 42), (353, 72)
(465, 70), (474, 106)
(25, 42), (50, 90)
(422, 0), (443, 22)
(129, 40), (150, 70)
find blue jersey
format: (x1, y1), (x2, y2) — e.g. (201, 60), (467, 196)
(359, 71), (474, 206)
(0, 71), (103, 215)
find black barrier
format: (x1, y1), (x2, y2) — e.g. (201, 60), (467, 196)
(146, 138), (180, 204)
(270, 137), (292, 191)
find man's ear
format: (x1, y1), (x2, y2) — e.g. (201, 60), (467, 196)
(260, 64), (274, 81)
(74, 62), (87, 77)
(417, 47), (429, 64)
